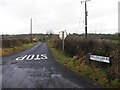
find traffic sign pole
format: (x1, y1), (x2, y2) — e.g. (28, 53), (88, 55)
(59, 30), (67, 52)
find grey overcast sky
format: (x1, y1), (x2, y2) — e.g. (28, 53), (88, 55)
(0, 0), (119, 34)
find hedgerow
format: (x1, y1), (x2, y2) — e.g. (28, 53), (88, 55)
(1, 39), (30, 48)
(49, 35), (119, 87)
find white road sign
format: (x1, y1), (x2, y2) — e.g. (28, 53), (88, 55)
(63, 31), (67, 39)
(59, 32), (63, 39)
(59, 31), (67, 39)
(90, 55), (110, 63)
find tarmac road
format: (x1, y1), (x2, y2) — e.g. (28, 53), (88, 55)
(2, 43), (100, 88)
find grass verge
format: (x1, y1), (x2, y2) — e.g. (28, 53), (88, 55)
(0, 42), (38, 56)
(47, 42), (120, 88)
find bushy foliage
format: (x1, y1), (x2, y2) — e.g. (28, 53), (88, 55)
(52, 36), (117, 57)
(50, 35), (119, 82)
(1, 39), (30, 48)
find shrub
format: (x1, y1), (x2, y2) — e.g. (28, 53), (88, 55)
(2, 39), (30, 48)
(50, 35), (119, 84)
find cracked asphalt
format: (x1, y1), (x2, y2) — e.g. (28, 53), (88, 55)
(1, 43), (100, 88)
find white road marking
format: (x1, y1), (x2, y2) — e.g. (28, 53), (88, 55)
(16, 54), (48, 61)
(34, 55), (41, 60)
(16, 55), (27, 61)
(41, 54), (48, 60)
(26, 54), (35, 61)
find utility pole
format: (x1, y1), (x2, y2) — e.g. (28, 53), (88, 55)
(85, 1), (87, 38)
(118, 1), (120, 82)
(62, 31), (65, 51)
(81, 0), (90, 38)
(30, 18), (32, 43)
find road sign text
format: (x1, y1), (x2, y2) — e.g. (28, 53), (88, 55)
(90, 54), (110, 63)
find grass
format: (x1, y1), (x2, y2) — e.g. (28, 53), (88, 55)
(0, 42), (38, 56)
(47, 42), (120, 88)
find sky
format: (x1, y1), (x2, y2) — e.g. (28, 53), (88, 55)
(0, 0), (119, 34)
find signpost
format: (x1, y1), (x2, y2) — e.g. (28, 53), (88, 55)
(59, 31), (67, 51)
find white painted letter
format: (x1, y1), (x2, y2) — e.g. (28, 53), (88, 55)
(26, 54), (35, 60)
(16, 55), (27, 61)
(34, 55), (41, 60)
(41, 54), (48, 60)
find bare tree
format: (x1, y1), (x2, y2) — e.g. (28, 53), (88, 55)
(46, 30), (54, 35)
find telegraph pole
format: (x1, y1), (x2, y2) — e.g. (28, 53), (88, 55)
(30, 18), (32, 43)
(85, 1), (87, 38)
(62, 31), (65, 51)
(81, 0), (90, 38)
